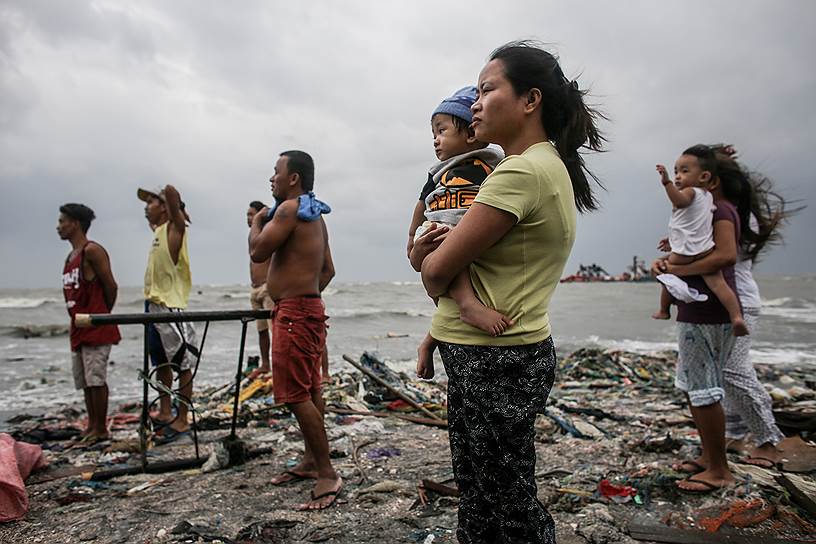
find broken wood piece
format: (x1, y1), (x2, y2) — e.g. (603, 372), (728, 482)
(327, 407), (448, 428)
(341, 354), (443, 421)
(420, 479), (459, 497)
(775, 473), (816, 518)
(629, 514), (804, 543)
(777, 435), (816, 473)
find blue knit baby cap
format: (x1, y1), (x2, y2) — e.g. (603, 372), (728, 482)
(432, 86), (477, 124)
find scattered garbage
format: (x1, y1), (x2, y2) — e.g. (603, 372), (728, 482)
(2, 347), (814, 544)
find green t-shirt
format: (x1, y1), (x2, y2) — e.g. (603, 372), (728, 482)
(430, 141), (576, 346)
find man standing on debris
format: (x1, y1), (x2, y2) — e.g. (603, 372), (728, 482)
(139, 185), (197, 444)
(59, 203), (121, 445)
(247, 200), (273, 375)
(249, 150), (339, 510)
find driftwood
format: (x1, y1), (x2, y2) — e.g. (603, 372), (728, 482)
(628, 514), (804, 544)
(420, 479), (459, 497)
(341, 354), (443, 422)
(327, 407), (447, 428)
(775, 473), (816, 518)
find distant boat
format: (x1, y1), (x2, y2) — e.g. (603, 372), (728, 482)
(560, 256), (656, 283)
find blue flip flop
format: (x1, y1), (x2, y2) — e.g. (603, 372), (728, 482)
(153, 427), (191, 446)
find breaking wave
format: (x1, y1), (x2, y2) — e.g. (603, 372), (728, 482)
(0, 297), (60, 309)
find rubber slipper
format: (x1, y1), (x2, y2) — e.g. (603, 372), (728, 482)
(738, 456), (782, 470)
(296, 480), (343, 511)
(671, 459), (706, 474)
(676, 477), (731, 494)
(153, 428), (190, 446)
(271, 470), (317, 486)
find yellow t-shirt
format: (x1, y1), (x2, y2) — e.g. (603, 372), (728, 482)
(144, 222), (191, 309)
(430, 141), (576, 346)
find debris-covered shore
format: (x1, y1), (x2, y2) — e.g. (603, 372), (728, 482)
(2, 348), (815, 544)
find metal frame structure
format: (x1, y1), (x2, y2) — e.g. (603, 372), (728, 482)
(77, 309), (270, 469)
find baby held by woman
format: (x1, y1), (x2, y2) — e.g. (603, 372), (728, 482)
(653, 144), (748, 336)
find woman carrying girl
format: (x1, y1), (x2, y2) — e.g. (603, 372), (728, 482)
(654, 145), (796, 491)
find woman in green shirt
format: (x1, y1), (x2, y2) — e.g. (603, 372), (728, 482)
(412, 41), (605, 543)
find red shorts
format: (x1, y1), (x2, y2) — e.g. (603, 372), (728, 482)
(271, 296), (327, 403)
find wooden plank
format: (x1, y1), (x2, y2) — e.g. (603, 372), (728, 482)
(27, 465), (96, 485)
(628, 515), (803, 544)
(341, 354), (443, 421)
(775, 474), (816, 518)
(327, 407), (448, 428)
(420, 479), (459, 497)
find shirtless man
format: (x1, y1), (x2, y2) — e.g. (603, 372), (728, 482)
(247, 201), (273, 374)
(249, 150), (339, 511)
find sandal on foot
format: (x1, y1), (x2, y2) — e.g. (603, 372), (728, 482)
(153, 428), (190, 446)
(296, 479), (343, 511)
(271, 470), (316, 486)
(677, 477), (730, 494)
(739, 456), (782, 470)
(672, 459), (706, 474)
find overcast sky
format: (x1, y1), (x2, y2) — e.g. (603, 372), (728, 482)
(1, 0), (813, 289)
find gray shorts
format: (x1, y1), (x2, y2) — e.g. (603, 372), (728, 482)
(147, 301), (198, 371)
(72, 344), (111, 389)
(675, 322), (736, 407)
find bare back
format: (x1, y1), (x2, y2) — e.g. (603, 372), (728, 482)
(266, 217), (327, 300)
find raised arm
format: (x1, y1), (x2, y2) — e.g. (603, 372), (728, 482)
(163, 185), (186, 234)
(657, 164), (695, 208)
(319, 219), (335, 291)
(163, 184), (187, 264)
(665, 218), (738, 276)
(249, 200), (298, 263)
(421, 202), (516, 297)
(85, 243), (118, 310)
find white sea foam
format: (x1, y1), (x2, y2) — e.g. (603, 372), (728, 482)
(761, 307), (816, 324)
(0, 297), (59, 309)
(750, 342), (816, 365)
(581, 336), (816, 366)
(761, 297), (793, 307)
(582, 336), (678, 354)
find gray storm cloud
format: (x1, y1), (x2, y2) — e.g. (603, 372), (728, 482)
(1, 0), (813, 289)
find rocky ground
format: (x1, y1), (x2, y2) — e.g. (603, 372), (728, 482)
(2, 348), (815, 544)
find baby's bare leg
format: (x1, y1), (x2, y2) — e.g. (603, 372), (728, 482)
(653, 286), (672, 320)
(652, 253), (692, 320)
(702, 271), (748, 336)
(416, 333), (437, 379)
(449, 270), (513, 336)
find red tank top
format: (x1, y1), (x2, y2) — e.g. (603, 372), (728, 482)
(62, 242), (121, 351)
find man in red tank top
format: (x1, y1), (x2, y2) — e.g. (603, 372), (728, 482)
(58, 203), (121, 444)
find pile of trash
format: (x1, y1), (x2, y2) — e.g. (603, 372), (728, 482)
(2, 348), (814, 544)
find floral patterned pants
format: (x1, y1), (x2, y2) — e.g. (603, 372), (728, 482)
(438, 338), (557, 544)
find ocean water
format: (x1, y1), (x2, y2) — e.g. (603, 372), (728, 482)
(1, 276), (814, 422)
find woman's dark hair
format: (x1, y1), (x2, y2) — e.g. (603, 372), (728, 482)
(281, 150), (315, 192)
(249, 200), (266, 212)
(712, 146), (803, 262)
(59, 203), (95, 233)
(489, 40), (606, 213)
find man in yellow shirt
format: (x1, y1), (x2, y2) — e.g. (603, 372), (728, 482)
(138, 185), (196, 443)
